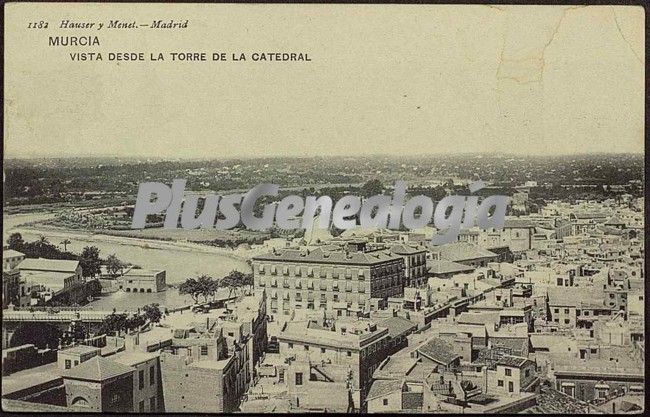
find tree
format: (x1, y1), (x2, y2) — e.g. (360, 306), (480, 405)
(98, 313), (129, 336)
(360, 179), (383, 198)
(60, 239), (71, 252)
(105, 254), (125, 277)
(7, 233), (24, 250)
(125, 315), (146, 331)
(197, 274), (218, 302)
(61, 322), (86, 345)
(142, 303), (162, 323)
(79, 246), (102, 278)
(220, 270), (253, 297)
(179, 278), (201, 304)
(86, 279), (103, 297)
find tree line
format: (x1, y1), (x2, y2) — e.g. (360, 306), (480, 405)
(7, 232), (127, 279)
(178, 270), (253, 304)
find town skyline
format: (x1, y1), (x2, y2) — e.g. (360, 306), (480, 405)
(3, 149), (645, 161)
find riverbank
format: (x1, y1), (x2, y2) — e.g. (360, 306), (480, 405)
(11, 223), (253, 263)
(4, 211), (254, 285)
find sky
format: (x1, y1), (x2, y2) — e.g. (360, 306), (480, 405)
(4, 4), (645, 159)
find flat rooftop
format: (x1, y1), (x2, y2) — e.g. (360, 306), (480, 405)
(2, 362), (61, 397)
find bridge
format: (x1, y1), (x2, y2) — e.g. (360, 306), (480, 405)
(3, 310), (121, 323)
(2, 308), (134, 350)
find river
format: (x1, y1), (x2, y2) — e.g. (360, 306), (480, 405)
(4, 212), (253, 310)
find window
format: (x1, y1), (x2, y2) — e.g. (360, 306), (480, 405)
(505, 368), (512, 376)
(564, 308), (569, 314)
(74, 360), (79, 366)
(139, 370), (145, 389)
(321, 348), (326, 353)
(288, 342), (293, 349)
(295, 372), (303, 386)
(150, 366), (155, 385)
(383, 399), (388, 406)
(498, 380), (504, 387)
(304, 345), (310, 351)
(65, 359), (71, 369)
(201, 346), (208, 356)
(149, 397), (156, 411)
(347, 351), (352, 357)
(508, 381), (514, 392)
(564, 319), (570, 324)
(139, 400), (145, 412)
(525, 369), (530, 378)
(554, 308), (559, 313)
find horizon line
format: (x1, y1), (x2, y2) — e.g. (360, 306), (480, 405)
(4, 150), (645, 161)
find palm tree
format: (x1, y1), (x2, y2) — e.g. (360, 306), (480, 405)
(60, 239), (71, 252)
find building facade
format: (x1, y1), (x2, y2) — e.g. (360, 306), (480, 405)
(118, 269), (166, 293)
(252, 246), (405, 319)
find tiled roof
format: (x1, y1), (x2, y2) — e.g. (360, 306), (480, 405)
(547, 287), (602, 308)
(604, 216), (625, 225)
(19, 258), (79, 273)
(572, 211), (609, 220)
(428, 243), (497, 262)
(389, 244), (425, 255)
(503, 219), (536, 228)
(252, 247), (402, 266)
(62, 356), (133, 381)
(375, 356), (419, 378)
(366, 379), (403, 401)
(2, 250), (24, 259)
(529, 385), (590, 414)
(428, 260), (476, 275)
(456, 311), (500, 325)
(489, 337), (528, 355)
(417, 337), (460, 366)
(496, 355), (534, 369)
(376, 316), (417, 339)
(111, 351), (159, 366)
